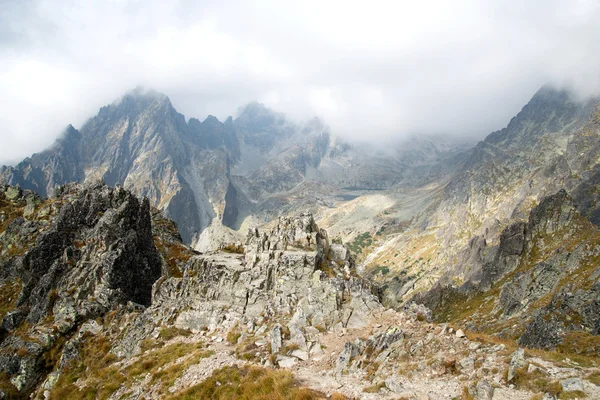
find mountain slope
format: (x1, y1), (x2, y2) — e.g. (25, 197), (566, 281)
(416, 189), (600, 357)
(360, 86), (600, 307)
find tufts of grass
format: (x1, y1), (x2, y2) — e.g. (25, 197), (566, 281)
(329, 393), (348, 400)
(153, 235), (195, 278)
(586, 371), (600, 386)
(557, 331), (600, 358)
(50, 334), (208, 400)
(362, 382), (386, 393)
(151, 348), (213, 394)
(511, 367), (563, 397)
(49, 334), (125, 400)
(460, 385), (474, 400)
(235, 337), (260, 361)
(227, 328), (242, 345)
(158, 327), (192, 341)
(221, 243), (245, 254)
(559, 391), (587, 399)
(0, 372), (22, 399)
(165, 365), (326, 400)
(526, 346), (599, 369)
(280, 343), (300, 354)
(0, 279), (22, 321)
(126, 341), (206, 379)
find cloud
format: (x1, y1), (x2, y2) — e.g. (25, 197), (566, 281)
(1, 0), (600, 164)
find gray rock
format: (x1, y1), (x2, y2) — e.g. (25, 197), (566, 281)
(271, 325), (283, 354)
(474, 380), (494, 400)
(276, 355), (297, 369)
(561, 377), (584, 392)
(1, 310), (25, 332)
(385, 377), (404, 394)
(53, 298), (78, 334)
(459, 356), (475, 374)
(291, 349), (309, 361)
(508, 348), (526, 382)
(404, 302), (432, 322)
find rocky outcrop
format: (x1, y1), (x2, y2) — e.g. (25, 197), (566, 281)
(150, 213), (380, 334)
(368, 86), (600, 306)
(0, 182), (162, 395)
(3, 183), (600, 399)
(416, 189), (600, 354)
(481, 189), (576, 289)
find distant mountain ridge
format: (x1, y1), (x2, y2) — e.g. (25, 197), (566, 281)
(0, 87), (470, 249)
(8, 85), (599, 310)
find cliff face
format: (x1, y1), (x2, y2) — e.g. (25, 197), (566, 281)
(416, 189), (600, 356)
(0, 182), (163, 394)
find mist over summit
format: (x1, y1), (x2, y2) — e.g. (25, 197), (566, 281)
(3, 1), (600, 163)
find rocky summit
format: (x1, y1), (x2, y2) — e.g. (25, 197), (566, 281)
(2, 85), (600, 399)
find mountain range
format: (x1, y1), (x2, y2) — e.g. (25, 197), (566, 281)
(0, 87), (471, 249)
(4, 86), (600, 300)
(2, 84), (600, 398)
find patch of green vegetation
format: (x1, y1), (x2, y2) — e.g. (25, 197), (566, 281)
(372, 266), (390, 276)
(0, 372), (23, 399)
(235, 336), (260, 361)
(587, 371), (600, 386)
(227, 327), (242, 345)
(221, 243), (245, 254)
(559, 391), (587, 399)
(0, 197), (24, 233)
(153, 231), (195, 278)
(50, 334), (124, 400)
(557, 331), (600, 359)
(158, 327), (192, 341)
(346, 232), (373, 255)
(511, 367), (563, 397)
(165, 365), (326, 400)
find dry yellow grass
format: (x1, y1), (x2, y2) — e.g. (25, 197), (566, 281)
(166, 365), (328, 400)
(50, 334), (211, 400)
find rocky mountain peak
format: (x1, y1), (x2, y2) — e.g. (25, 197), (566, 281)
(97, 87), (173, 120)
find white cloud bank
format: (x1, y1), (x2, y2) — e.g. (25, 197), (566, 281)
(1, 0), (600, 163)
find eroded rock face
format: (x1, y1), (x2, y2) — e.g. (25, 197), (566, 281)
(118, 213), (382, 358)
(0, 183), (162, 394)
(18, 182), (162, 323)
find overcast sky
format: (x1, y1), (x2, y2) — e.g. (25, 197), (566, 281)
(1, 0), (600, 164)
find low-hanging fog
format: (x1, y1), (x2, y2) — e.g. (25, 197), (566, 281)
(1, 0), (600, 164)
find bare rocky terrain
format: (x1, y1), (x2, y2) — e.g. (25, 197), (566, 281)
(0, 183), (598, 399)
